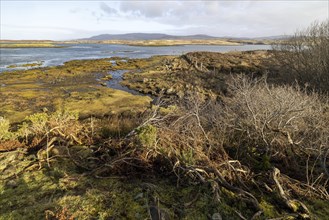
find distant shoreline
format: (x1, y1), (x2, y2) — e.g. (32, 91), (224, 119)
(0, 43), (65, 48)
(0, 39), (274, 48)
(63, 39), (273, 47)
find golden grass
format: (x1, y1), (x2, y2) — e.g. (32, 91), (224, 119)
(0, 43), (61, 48)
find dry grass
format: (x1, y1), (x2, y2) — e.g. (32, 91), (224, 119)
(0, 43), (60, 48)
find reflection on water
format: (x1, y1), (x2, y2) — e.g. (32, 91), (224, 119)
(105, 70), (141, 95)
(0, 44), (271, 72)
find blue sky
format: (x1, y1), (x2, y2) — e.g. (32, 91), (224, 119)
(1, 1), (328, 40)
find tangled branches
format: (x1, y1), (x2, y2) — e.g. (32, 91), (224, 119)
(89, 75), (328, 218)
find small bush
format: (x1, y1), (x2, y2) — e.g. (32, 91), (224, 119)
(25, 112), (49, 135)
(218, 75), (329, 178)
(0, 117), (15, 140)
(136, 124), (157, 147)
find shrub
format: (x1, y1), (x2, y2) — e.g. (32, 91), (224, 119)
(218, 75), (329, 178)
(0, 117), (15, 140)
(23, 110), (80, 138)
(273, 20), (329, 93)
(25, 112), (49, 135)
(136, 124), (157, 147)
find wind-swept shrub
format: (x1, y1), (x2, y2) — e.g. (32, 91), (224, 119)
(25, 112), (49, 136)
(0, 109), (83, 151)
(273, 20), (329, 92)
(218, 75), (329, 181)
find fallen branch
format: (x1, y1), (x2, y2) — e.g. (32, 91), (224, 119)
(272, 167), (310, 215)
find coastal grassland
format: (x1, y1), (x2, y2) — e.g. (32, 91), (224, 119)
(0, 57), (164, 122)
(0, 43), (62, 48)
(0, 40), (61, 48)
(121, 50), (272, 97)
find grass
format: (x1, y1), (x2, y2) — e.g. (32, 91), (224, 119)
(0, 43), (62, 48)
(0, 57), (159, 122)
(7, 61), (44, 68)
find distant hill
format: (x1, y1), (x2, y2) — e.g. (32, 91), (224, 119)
(227, 35), (292, 40)
(254, 35), (292, 40)
(80, 33), (218, 41)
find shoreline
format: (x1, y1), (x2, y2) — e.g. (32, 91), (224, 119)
(1, 39), (274, 48)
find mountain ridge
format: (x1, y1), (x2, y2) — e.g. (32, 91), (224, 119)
(80, 33), (221, 41)
(79, 33), (291, 41)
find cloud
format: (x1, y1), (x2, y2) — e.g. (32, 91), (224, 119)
(2, 0), (328, 39)
(115, 1), (328, 37)
(100, 2), (117, 15)
(69, 7), (83, 14)
(119, 1), (176, 18)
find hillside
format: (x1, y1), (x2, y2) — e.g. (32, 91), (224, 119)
(80, 33), (218, 41)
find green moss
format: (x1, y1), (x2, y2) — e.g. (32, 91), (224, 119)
(0, 148), (223, 220)
(0, 169), (61, 219)
(259, 199), (278, 218)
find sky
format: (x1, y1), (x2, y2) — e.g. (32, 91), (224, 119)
(1, 0), (328, 40)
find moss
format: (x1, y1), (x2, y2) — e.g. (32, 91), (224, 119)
(1, 148), (325, 220)
(0, 168), (61, 219)
(0, 148), (224, 220)
(259, 199), (278, 218)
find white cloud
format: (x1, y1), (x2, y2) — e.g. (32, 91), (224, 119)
(115, 1), (328, 36)
(100, 2), (117, 15)
(1, 0), (328, 39)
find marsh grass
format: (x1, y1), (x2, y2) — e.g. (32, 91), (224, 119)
(0, 43), (61, 48)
